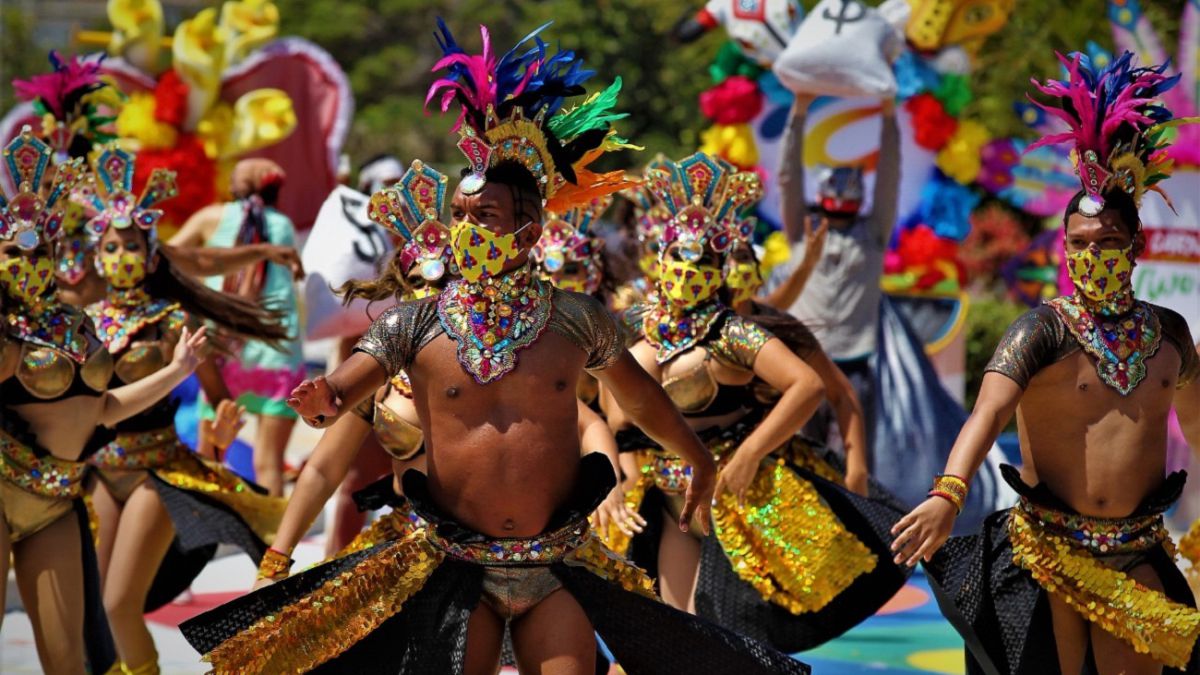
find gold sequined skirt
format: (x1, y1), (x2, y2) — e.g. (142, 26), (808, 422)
(597, 436), (877, 614)
(89, 426), (285, 545)
(192, 526), (653, 674)
(0, 427), (87, 542)
(1009, 504), (1200, 669)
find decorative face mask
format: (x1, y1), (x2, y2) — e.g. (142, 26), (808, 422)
(0, 255), (55, 306)
(57, 234), (91, 286)
(410, 284), (439, 300)
(639, 251), (660, 279)
(97, 250), (148, 289)
(1066, 243), (1134, 307)
(450, 220), (528, 283)
(660, 259), (722, 308)
(725, 260), (763, 306)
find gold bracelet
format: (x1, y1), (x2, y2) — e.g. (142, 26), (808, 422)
(256, 547), (294, 580)
(928, 474), (969, 513)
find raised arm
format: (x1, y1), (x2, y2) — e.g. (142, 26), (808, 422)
(779, 96), (814, 244)
(162, 242), (305, 281)
(758, 216), (828, 310)
(890, 371), (1023, 566)
(594, 352), (715, 534)
(715, 338), (826, 503)
(868, 101), (901, 247)
(98, 326), (208, 426)
(288, 352), (388, 428)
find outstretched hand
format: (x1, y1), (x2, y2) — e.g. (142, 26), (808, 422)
(679, 461), (714, 536)
(594, 484), (646, 538)
(171, 326), (208, 373)
(264, 245), (305, 280)
(889, 497), (957, 567)
(287, 376), (340, 428)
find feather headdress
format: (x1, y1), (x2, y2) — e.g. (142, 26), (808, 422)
(13, 52), (123, 160)
(1026, 50), (1196, 215)
(426, 19), (636, 212)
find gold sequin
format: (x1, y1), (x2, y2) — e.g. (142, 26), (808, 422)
(204, 532), (443, 673)
(563, 533), (657, 599)
(1179, 519), (1200, 600)
(712, 441), (876, 615)
(1009, 508), (1200, 669)
(335, 507), (423, 558)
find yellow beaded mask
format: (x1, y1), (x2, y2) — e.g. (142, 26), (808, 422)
(97, 250), (148, 289)
(449, 220), (530, 283)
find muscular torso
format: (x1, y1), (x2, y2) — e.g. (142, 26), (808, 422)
(408, 332), (588, 537)
(1016, 347), (1180, 518)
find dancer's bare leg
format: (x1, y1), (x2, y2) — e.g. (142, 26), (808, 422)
(512, 589), (597, 675)
(463, 602), (505, 675)
(255, 414), (297, 497)
(14, 512), (86, 675)
(102, 482), (176, 670)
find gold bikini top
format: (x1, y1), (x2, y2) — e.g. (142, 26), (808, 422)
(87, 294), (186, 384)
(352, 373), (424, 461)
(1, 308), (113, 403)
(658, 314), (771, 417)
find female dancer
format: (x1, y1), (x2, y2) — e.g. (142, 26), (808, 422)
(0, 128), (207, 674)
(606, 152), (907, 652)
(171, 158), (304, 496)
(81, 146), (288, 674)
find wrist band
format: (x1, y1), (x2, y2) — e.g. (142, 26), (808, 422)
(257, 547), (294, 580)
(928, 473), (968, 514)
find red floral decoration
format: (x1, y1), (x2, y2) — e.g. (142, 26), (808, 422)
(134, 133), (215, 227)
(153, 70), (190, 128)
(699, 75), (764, 125)
(905, 93), (958, 151)
(961, 204), (1030, 283)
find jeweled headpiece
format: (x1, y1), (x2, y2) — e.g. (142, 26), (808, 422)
(0, 126), (85, 251)
(12, 51), (123, 162)
(646, 152), (763, 262)
(83, 145), (177, 245)
(1026, 51), (1196, 216)
(426, 19), (636, 212)
(367, 159), (456, 283)
(532, 194), (611, 293)
(622, 154), (672, 246)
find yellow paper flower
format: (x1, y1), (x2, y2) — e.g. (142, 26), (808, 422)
(700, 124), (759, 169)
(115, 92), (178, 150)
(224, 89), (296, 158)
(760, 230), (792, 275)
(107, 0), (165, 71)
(173, 7), (226, 129)
(936, 119), (990, 185)
(197, 102), (235, 160)
(220, 0), (280, 66)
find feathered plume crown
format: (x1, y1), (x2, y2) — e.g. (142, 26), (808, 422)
(83, 145), (177, 244)
(13, 51), (122, 160)
(0, 126), (86, 250)
(426, 19), (637, 213)
(367, 160), (456, 282)
(1026, 50), (1196, 215)
(646, 152), (762, 262)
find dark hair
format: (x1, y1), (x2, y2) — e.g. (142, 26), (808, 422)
(152, 244), (289, 351)
(464, 160), (544, 227)
(335, 247), (415, 318)
(1063, 189), (1140, 236)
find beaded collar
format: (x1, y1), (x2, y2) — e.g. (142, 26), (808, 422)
(4, 299), (89, 362)
(642, 300), (724, 365)
(437, 264), (552, 384)
(87, 286), (182, 354)
(1047, 294), (1161, 395)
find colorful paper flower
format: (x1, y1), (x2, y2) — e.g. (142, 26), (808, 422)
(905, 93), (958, 150)
(936, 119), (991, 184)
(919, 173), (981, 242)
(933, 73), (972, 116)
(116, 91), (178, 150)
(699, 123), (759, 169)
(153, 69), (190, 128)
(894, 51), (941, 100)
(709, 41), (765, 84)
(977, 138), (1019, 193)
(700, 76), (764, 125)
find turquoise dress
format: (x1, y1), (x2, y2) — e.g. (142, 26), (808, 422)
(203, 201), (304, 418)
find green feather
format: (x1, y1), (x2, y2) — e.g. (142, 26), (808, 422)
(547, 77), (628, 142)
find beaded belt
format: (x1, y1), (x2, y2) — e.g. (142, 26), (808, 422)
(426, 516), (590, 566)
(0, 429), (87, 499)
(1016, 496), (1167, 556)
(89, 426), (181, 471)
(646, 451), (692, 494)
